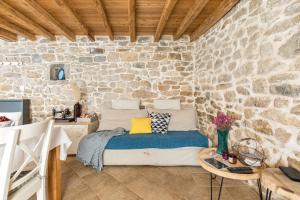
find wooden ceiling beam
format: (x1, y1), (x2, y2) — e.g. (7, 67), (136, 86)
(174, 0), (209, 40)
(93, 0), (113, 40)
(154, 0), (178, 42)
(0, 1), (55, 40)
(0, 28), (17, 41)
(54, 0), (94, 41)
(128, 0), (136, 42)
(0, 18), (36, 40)
(190, 0), (239, 41)
(22, 0), (76, 41)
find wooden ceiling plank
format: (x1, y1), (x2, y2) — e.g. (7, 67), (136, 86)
(174, 0), (209, 40)
(0, 28), (17, 41)
(0, 18), (36, 40)
(190, 0), (239, 41)
(154, 0), (178, 42)
(22, 0), (76, 41)
(128, 0), (136, 42)
(0, 1), (55, 40)
(54, 0), (94, 41)
(93, 0), (113, 40)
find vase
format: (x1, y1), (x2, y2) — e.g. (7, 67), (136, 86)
(217, 129), (229, 155)
(57, 67), (65, 80)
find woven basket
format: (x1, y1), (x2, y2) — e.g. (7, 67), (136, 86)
(233, 138), (265, 167)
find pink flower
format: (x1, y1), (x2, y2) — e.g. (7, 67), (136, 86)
(212, 112), (236, 130)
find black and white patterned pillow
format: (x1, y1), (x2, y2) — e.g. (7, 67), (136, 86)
(149, 112), (171, 134)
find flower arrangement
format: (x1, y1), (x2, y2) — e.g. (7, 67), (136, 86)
(213, 112), (235, 130)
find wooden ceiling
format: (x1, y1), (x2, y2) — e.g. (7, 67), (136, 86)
(0, 0), (239, 42)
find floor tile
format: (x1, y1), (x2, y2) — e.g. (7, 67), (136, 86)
(59, 157), (261, 200)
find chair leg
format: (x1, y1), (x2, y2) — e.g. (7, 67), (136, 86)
(36, 178), (46, 200)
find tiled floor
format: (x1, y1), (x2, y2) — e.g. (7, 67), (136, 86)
(59, 157), (260, 200)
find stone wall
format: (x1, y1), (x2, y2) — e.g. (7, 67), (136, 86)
(194, 0), (300, 165)
(0, 36), (194, 121)
(0, 0), (299, 166)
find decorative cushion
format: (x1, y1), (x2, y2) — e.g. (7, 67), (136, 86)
(148, 108), (197, 131)
(112, 99), (140, 110)
(129, 118), (152, 134)
(149, 112), (171, 134)
(154, 99), (180, 110)
(98, 109), (148, 131)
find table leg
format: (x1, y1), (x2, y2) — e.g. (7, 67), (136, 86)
(257, 179), (263, 200)
(217, 177), (224, 200)
(47, 147), (61, 200)
(210, 173), (213, 200)
(266, 189), (272, 200)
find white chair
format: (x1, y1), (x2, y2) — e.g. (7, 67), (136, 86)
(0, 118), (54, 200)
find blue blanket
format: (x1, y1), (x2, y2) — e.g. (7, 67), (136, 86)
(106, 130), (208, 149)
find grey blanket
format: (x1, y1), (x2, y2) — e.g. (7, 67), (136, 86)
(76, 127), (126, 171)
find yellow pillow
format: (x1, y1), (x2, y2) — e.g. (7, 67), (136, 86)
(129, 118), (152, 134)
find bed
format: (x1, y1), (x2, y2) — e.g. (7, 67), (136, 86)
(95, 99), (211, 166)
(103, 130), (210, 166)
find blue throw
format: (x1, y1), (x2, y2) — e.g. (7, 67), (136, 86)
(76, 127), (126, 171)
(106, 130), (209, 149)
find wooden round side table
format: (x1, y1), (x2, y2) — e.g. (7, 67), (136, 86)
(261, 168), (300, 200)
(199, 148), (263, 200)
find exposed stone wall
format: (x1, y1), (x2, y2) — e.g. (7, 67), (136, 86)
(0, 36), (194, 121)
(194, 0), (300, 165)
(0, 0), (299, 167)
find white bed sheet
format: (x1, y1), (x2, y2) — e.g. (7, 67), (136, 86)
(103, 147), (204, 166)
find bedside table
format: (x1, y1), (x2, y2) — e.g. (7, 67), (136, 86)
(54, 120), (99, 155)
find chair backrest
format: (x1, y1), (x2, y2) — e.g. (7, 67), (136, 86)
(0, 118), (54, 199)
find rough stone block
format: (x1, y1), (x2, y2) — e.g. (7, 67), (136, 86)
(291, 104), (300, 115)
(274, 128), (292, 144)
(274, 98), (289, 108)
(94, 56), (106, 62)
(253, 119), (273, 135)
(120, 52), (138, 61)
(90, 48), (105, 54)
(279, 32), (300, 59)
(270, 84), (300, 97)
(32, 54), (42, 63)
(244, 97), (271, 108)
(224, 90), (236, 102)
(261, 109), (300, 128)
(79, 57), (93, 62)
(252, 78), (267, 93)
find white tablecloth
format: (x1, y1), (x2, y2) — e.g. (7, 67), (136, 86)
(49, 127), (72, 160)
(0, 127), (72, 171)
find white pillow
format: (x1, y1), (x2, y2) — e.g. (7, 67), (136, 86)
(154, 99), (180, 110)
(112, 99), (140, 110)
(98, 109), (148, 131)
(0, 112), (22, 126)
(148, 108), (197, 131)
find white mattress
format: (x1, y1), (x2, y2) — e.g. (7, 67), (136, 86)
(103, 147), (204, 166)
